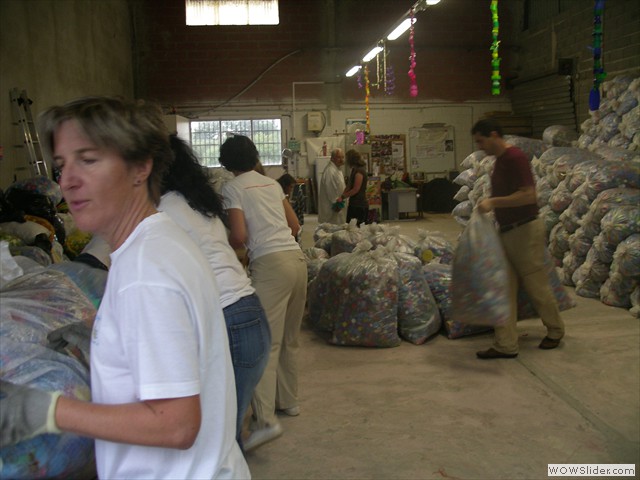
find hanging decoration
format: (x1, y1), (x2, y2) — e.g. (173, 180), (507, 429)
(589, 0), (606, 111)
(357, 72), (363, 89)
(386, 65), (396, 96)
(490, 0), (501, 95)
(365, 65), (371, 133)
(408, 9), (418, 97)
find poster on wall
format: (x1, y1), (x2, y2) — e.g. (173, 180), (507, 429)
(346, 119), (367, 146)
(408, 126), (455, 173)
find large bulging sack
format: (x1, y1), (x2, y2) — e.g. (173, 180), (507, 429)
(307, 242), (401, 347)
(451, 210), (510, 328)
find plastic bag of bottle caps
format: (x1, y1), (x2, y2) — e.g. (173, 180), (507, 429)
(330, 219), (365, 256)
(600, 272), (637, 308)
(561, 251), (585, 287)
(392, 251), (441, 345)
(451, 210), (510, 328)
(581, 188), (640, 237)
(628, 286), (640, 318)
(423, 262), (491, 339)
(454, 185), (470, 202)
(543, 125), (578, 147)
(414, 229), (454, 265)
(549, 180), (573, 213)
(610, 233), (640, 278)
(504, 135), (547, 161)
(452, 168), (477, 188)
(460, 150), (486, 169)
(307, 241), (401, 347)
(369, 226), (416, 255)
(600, 205), (640, 245)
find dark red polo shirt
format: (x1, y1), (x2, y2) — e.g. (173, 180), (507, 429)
(490, 146), (538, 227)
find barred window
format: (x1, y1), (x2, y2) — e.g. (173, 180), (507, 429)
(190, 118), (282, 167)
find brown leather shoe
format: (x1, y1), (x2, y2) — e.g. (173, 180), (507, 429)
(539, 336), (562, 349)
(476, 348), (518, 359)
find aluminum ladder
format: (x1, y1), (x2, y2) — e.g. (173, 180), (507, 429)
(10, 88), (50, 178)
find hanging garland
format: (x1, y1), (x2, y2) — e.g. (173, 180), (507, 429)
(357, 71), (363, 89)
(386, 65), (396, 96)
(365, 64), (371, 133)
(408, 9), (418, 97)
(490, 0), (501, 95)
(589, 0), (606, 111)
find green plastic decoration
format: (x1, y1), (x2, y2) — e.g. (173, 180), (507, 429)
(490, 0), (501, 95)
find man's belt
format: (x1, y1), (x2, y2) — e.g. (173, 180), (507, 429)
(499, 215), (538, 233)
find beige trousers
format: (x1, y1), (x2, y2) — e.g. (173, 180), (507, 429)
(249, 249), (307, 428)
(493, 218), (565, 354)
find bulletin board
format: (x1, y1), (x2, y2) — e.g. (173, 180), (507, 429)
(370, 134), (406, 176)
(408, 125), (456, 173)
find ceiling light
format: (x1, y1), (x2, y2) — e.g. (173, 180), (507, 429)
(346, 65), (362, 77)
(387, 18), (415, 41)
(426, 0), (441, 5)
(362, 46), (383, 63)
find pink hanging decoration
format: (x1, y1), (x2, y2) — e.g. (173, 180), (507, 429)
(357, 72), (363, 89)
(408, 9), (418, 97)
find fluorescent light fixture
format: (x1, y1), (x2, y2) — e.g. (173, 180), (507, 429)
(345, 65), (362, 77)
(387, 18), (415, 40)
(426, 0), (441, 5)
(362, 46), (383, 62)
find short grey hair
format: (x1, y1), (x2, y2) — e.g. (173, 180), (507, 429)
(39, 96), (173, 205)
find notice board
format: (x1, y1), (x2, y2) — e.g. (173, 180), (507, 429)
(408, 125), (455, 173)
(370, 134), (406, 176)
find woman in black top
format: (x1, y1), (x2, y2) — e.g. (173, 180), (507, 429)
(341, 149), (368, 226)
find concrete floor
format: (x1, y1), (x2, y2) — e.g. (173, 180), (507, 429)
(245, 213), (640, 480)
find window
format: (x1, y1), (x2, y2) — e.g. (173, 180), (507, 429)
(190, 118), (282, 167)
(186, 0), (279, 26)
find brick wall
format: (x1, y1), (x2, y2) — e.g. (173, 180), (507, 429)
(135, 0), (519, 108)
(512, 0), (640, 124)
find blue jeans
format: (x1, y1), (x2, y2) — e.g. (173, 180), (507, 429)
(223, 293), (271, 448)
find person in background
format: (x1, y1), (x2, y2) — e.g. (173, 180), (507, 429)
(160, 135), (271, 450)
(473, 118), (565, 359)
(340, 149), (369, 226)
(220, 135), (307, 452)
(277, 173), (305, 234)
(0, 96), (250, 479)
(317, 148), (346, 225)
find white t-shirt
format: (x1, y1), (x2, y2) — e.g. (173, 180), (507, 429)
(159, 191), (254, 309)
(221, 170), (300, 261)
(90, 213), (249, 480)
(318, 161), (347, 224)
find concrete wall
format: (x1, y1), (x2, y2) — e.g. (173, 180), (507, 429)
(0, 0), (134, 189)
(510, 0), (640, 124)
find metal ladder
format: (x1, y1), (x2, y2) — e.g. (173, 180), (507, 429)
(10, 88), (50, 178)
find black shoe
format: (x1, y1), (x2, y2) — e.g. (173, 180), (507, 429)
(476, 348), (518, 359)
(539, 336), (562, 349)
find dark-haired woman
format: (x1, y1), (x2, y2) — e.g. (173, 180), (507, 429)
(160, 135), (271, 451)
(341, 149), (369, 226)
(219, 135), (307, 452)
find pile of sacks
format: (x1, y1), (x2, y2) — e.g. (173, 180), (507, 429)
(452, 74), (640, 316)
(306, 220), (454, 346)
(578, 75), (640, 151)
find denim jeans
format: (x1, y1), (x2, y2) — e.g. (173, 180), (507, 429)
(223, 293), (271, 448)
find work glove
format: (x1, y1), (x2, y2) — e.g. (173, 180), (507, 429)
(0, 380), (62, 448)
(47, 322), (92, 369)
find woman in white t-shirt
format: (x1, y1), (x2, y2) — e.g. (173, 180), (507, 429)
(0, 96), (249, 479)
(160, 135), (271, 450)
(220, 135), (307, 452)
